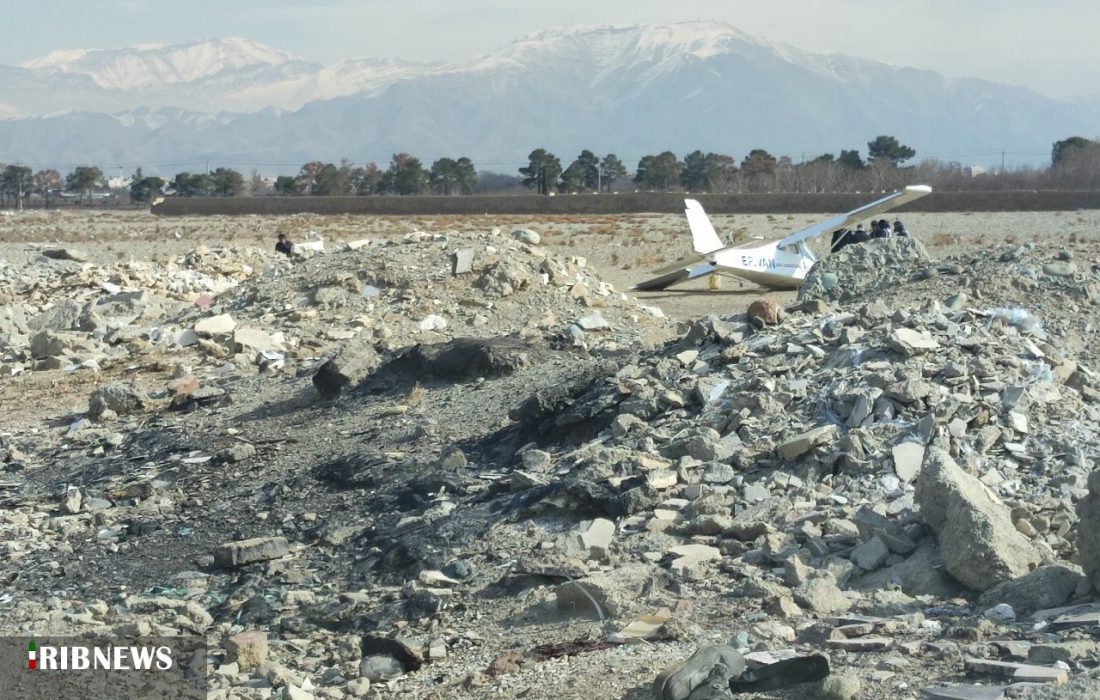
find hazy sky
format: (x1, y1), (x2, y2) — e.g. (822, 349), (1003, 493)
(6, 0), (1099, 97)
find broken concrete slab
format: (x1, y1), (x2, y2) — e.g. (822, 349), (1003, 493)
(777, 424), (837, 461)
(963, 658), (1068, 685)
(915, 448), (1041, 592)
(214, 536), (290, 568)
(195, 313), (236, 336)
(452, 248), (475, 275)
(312, 340), (381, 399)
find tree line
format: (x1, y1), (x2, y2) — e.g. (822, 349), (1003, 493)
(3, 135), (1100, 206)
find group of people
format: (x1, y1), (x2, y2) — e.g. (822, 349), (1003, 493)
(830, 218), (908, 253)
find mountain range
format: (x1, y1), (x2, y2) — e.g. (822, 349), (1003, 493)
(1, 22), (1096, 174)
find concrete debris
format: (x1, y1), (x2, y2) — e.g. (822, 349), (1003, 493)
(800, 237), (932, 303)
(214, 536), (290, 568)
(916, 448), (1041, 592)
(512, 228), (540, 245)
(312, 340), (381, 399)
(88, 382), (146, 417)
(452, 248), (475, 275)
(226, 630), (269, 672)
(1076, 468), (1100, 592)
(195, 313), (236, 336)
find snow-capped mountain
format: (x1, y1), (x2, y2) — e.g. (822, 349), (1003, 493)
(1, 23), (1096, 171)
(19, 37), (300, 90)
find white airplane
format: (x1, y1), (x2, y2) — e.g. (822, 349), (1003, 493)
(634, 185), (932, 291)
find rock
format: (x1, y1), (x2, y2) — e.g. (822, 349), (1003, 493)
(234, 326), (281, 354)
(27, 298), (82, 332)
(222, 442), (257, 463)
(813, 674), (862, 700)
(667, 544), (721, 577)
(284, 685), (313, 700)
(747, 300), (782, 326)
(851, 535), (890, 571)
(891, 442), (925, 482)
(476, 258), (533, 296)
(963, 658), (1068, 684)
(915, 448), (1040, 592)
(520, 449), (552, 470)
(575, 518), (616, 559)
(555, 564), (654, 618)
(577, 313), (609, 331)
(777, 425), (837, 461)
(694, 377), (730, 405)
(312, 340), (381, 399)
(512, 229), (540, 245)
(794, 576), (852, 614)
(345, 677), (370, 697)
(194, 313), (236, 336)
(888, 327), (940, 356)
(983, 603), (1016, 623)
(88, 383), (146, 417)
(1043, 261), (1077, 277)
(452, 248), (475, 275)
(743, 482), (770, 502)
(653, 644), (746, 700)
(226, 630), (269, 672)
(359, 655), (404, 682)
(977, 564), (1084, 613)
(61, 486), (82, 514)
(360, 635), (422, 673)
(438, 446), (467, 470)
(215, 536), (290, 568)
(418, 314), (447, 331)
(1075, 469), (1100, 591)
(30, 329), (95, 358)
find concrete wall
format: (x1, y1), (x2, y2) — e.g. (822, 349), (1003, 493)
(151, 190), (1100, 217)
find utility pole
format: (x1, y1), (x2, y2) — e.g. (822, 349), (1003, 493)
(1001, 150), (1005, 174)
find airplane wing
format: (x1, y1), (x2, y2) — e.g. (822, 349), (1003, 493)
(633, 260), (716, 291)
(776, 185), (931, 248)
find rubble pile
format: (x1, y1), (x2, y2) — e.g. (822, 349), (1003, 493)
(1, 228), (1099, 699)
(0, 229), (672, 388)
(0, 245), (267, 377)
(214, 228), (669, 353)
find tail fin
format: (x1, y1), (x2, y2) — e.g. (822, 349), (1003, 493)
(684, 199), (723, 254)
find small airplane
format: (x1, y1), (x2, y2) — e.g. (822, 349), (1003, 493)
(634, 185), (932, 291)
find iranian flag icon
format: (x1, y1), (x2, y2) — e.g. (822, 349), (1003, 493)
(28, 640), (36, 670)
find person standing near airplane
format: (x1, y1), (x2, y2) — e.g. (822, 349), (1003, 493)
(830, 228), (851, 252)
(851, 223), (870, 245)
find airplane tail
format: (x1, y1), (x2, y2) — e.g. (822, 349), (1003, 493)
(685, 199), (724, 254)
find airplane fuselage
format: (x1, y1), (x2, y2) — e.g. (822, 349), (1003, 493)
(710, 241), (816, 290)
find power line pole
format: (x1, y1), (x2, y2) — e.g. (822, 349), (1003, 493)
(1001, 150), (1005, 173)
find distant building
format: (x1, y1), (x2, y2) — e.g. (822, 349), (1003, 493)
(964, 165), (986, 177)
(108, 175), (134, 189)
